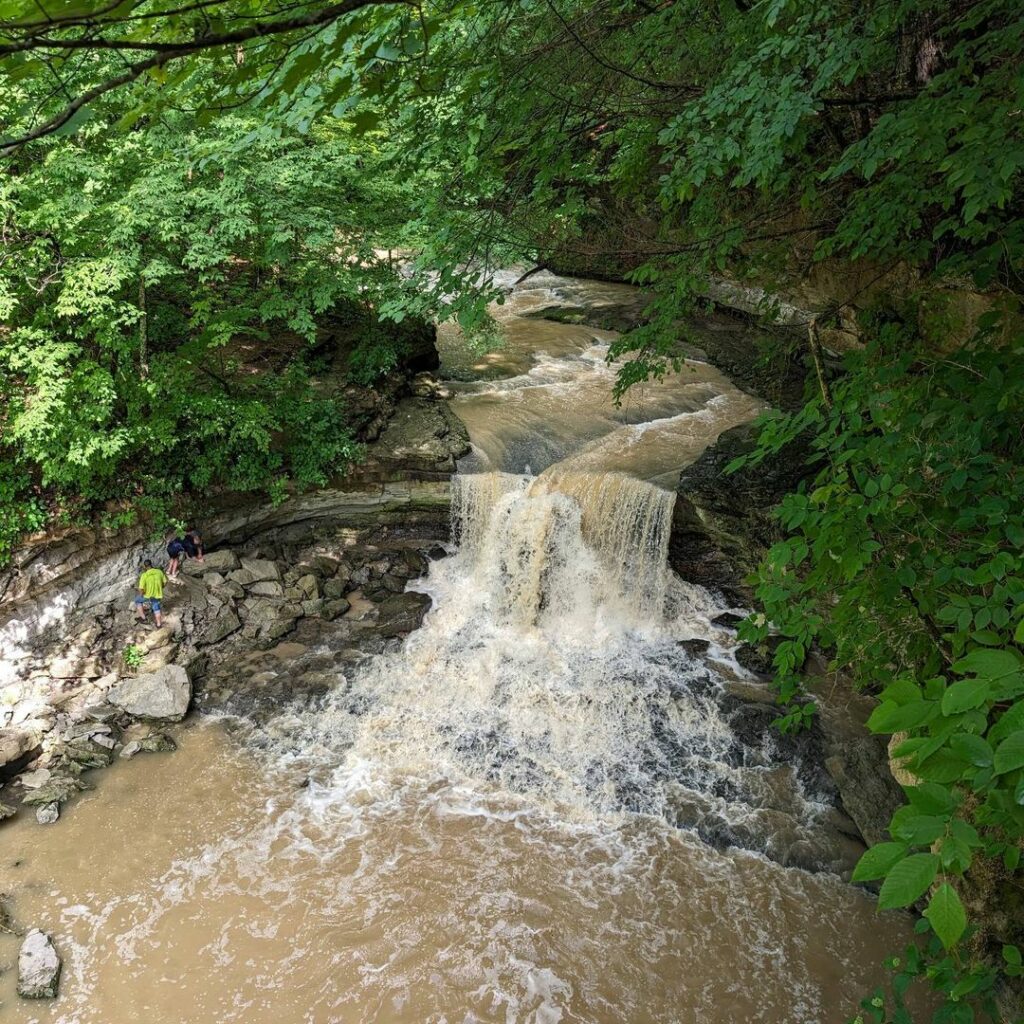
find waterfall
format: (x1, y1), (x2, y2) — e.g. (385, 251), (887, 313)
(451, 470), (675, 630)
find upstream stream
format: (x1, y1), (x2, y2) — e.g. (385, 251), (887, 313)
(1, 274), (914, 1023)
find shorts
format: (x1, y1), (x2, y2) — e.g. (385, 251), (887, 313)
(167, 541), (186, 559)
(134, 596), (162, 612)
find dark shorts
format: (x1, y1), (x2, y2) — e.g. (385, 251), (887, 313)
(182, 537), (200, 557)
(134, 596), (162, 612)
(167, 541), (186, 558)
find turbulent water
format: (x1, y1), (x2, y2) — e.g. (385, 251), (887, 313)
(0, 273), (916, 1023)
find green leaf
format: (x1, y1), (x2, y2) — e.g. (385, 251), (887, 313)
(852, 842), (908, 882)
(878, 853), (940, 910)
(952, 649), (1021, 678)
(941, 678), (991, 715)
(924, 884), (967, 949)
(949, 733), (994, 767)
(994, 731), (1024, 775)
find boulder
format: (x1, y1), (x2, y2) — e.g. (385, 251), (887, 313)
(139, 644), (179, 673)
(197, 550), (240, 574)
(321, 598), (351, 621)
(106, 665), (191, 722)
(296, 574), (320, 600)
(249, 580), (284, 598)
(198, 609), (241, 647)
(323, 578), (347, 599)
(373, 592), (432, 637)
(18, 929), (61, 998)
(240, 558), (280, 583)
(228, 568), (256, 587)
(0, 801), (16, 820)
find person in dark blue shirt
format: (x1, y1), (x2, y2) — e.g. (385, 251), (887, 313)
(166, 529), (204, 581)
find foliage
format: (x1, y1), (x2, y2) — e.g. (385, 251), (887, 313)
(731, 317), (1024, 1019)
(122, 643), (144, 671)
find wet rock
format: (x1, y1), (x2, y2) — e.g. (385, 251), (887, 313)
(240, 558), (280, 583)
(735, 641), (780, 676)
(198, 609), (241, 647)
(373, 592), (432, 637)
(296, 574), (320, 600)
(711, 612), (745, 630)
(677, 638), (710, 658)
(123, 732), (177, 759)
(301, 599), (324, 618)
(106, 665), (191, 722)
(0, 801), (16, 820)
(18, 929), (61, 998)
(35, 803), (59, 825)
(323, 578), (347, 599)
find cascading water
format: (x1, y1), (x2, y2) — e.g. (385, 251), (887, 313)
(0, 272), (920, 1024)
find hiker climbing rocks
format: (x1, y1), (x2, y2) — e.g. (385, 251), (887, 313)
(167, 529), (204, 581)
(133, 558), (167, 627)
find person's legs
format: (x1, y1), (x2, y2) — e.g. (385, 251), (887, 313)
(133, 595), (147, 621)
(151, 600), (163, 627)
(168, 555), (180, 580)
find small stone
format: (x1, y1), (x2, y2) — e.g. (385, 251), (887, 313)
(137, 732), (177, 754)
(17, 929), (62, 998)
(120, 741), (142, 760)
(35, 803), (59, 825)
(296, 574), (320, 600)
(0, 801), (17, 820)
(91, 734), (117, 750)
(322, 579), (346, 599)
(212, 581), (245, 600)
(202, 571), (226, 588)
(301, 599), (324, 617)
(228, 568), (256, 587)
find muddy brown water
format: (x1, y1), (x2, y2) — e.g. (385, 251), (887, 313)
(2, 273), (918, 1023)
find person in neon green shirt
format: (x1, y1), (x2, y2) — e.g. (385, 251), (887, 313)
(133, 559), (167, 627)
